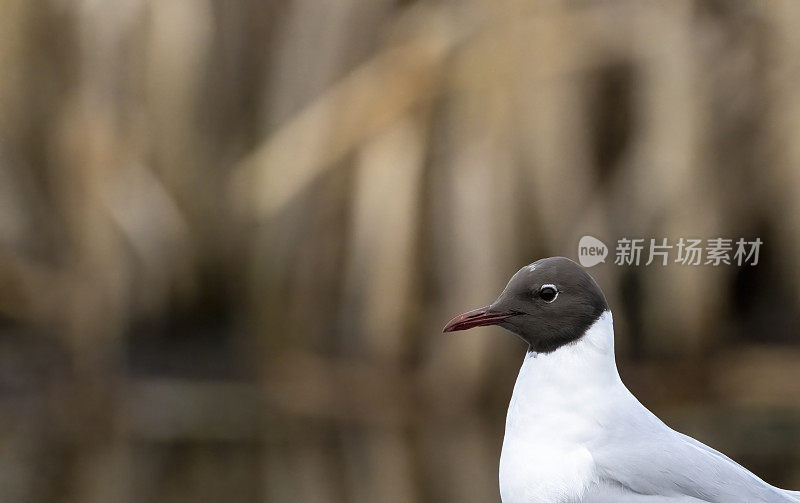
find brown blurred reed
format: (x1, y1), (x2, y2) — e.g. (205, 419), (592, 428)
(1, 0), (800, 502)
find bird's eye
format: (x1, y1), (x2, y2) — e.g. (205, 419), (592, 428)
(539, 284), (558, 303)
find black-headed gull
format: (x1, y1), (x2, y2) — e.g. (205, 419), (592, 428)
(444, 257), (800, 503)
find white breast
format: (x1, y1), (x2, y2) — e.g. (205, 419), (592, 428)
(499, 312), (622, 503)
(497, 310), (800, 502)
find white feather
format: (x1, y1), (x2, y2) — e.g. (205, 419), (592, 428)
(499, 311), (800, 503)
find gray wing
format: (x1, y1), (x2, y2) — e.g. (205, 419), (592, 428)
(592, 422), (800, 503)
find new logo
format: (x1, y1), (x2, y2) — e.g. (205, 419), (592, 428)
(578, 236), (608, 267)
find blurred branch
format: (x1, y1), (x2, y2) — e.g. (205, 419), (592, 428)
(230, 11), (457, 219)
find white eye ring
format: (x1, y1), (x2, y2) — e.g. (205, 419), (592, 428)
(539, 284), (558, 303)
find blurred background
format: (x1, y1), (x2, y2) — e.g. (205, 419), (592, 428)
(1, 0), (800, 501)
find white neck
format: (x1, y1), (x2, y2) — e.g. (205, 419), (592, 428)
(506, 311), (622, 428)
(500, 311), (624, 503)
(518, 310), (620, 393)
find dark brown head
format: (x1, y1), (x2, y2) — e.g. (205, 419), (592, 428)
(443, 257), (609, 353)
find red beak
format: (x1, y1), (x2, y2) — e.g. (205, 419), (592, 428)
(442, 306), (518, 333)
